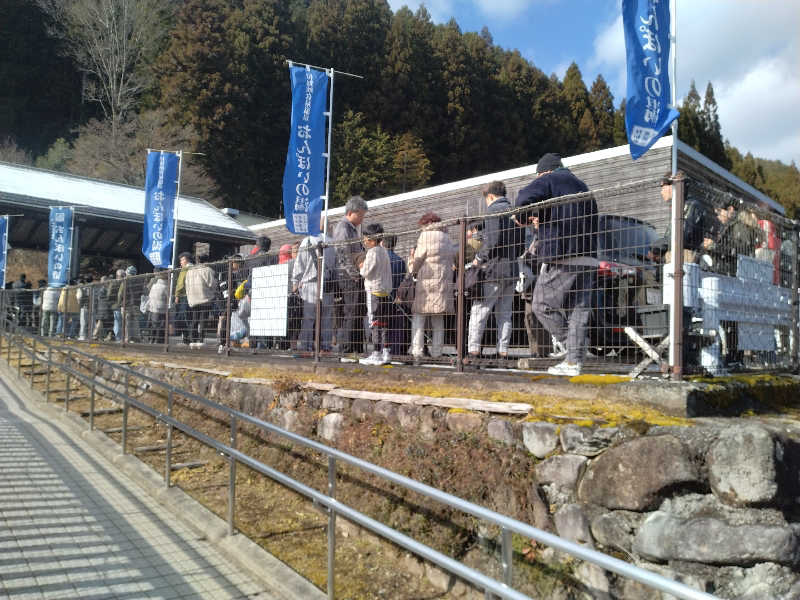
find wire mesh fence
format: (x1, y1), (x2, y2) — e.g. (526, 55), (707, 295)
(2, 173), (797, 378)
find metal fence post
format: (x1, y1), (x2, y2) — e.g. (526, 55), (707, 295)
(122, 371), (129, 453)
(228, 415), (237, 536)
(456, 219), (467, 373)
(314, 250), (323, 363)
(792, 226), (799, 371)
(669, 174), (686, 380)
(225, 259), (233, 356)
(165, 389), (173, 487)
(17, 334), (23, 376)
(121, 279), (127, 347)
(327, 456), (337, 599)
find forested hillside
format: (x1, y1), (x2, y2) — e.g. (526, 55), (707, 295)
(1, 0), (797, 217)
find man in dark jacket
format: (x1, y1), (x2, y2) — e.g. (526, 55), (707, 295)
(466, 180), (526, 363)
(332, 195), (367, 354)
(517, 153), (598, 376)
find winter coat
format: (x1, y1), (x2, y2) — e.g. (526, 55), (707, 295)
(41, 287), (60, 312)
(516, 168), (597, 262)
(93, 284), (110, 319)
(292, 234), (335, 304)
(410, 226), (457, 315)
(332, 217), (362, 281)
(58, 287), (79, 314)
(475, 196), (526, 281)
(147, 278), (169, 314)
(185, 264), (217, 307)
(359, 246), (392, 295)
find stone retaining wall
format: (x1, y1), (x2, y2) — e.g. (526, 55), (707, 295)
(92, 359), (800, 600)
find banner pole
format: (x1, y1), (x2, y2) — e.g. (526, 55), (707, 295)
(168, 150), (183, 310)
(318, 68), (335, 303)
(1, 216), (8, 290)
(668, 0), (681, 371)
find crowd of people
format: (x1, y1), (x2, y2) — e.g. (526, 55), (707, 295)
(3, 154), (786, 374)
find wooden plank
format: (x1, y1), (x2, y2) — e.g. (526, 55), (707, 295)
(150, 361), (232, 377)
(327, 389), (531, 415)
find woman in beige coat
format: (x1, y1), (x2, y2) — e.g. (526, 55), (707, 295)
(409, 212), (456, 363)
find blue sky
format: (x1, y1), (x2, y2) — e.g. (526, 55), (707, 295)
(387, 0), (800, 166)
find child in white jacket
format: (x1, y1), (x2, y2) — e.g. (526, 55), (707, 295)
(357, 223), (392, 365)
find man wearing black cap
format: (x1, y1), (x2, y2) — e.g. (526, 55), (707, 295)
(516, 153), (598, 376)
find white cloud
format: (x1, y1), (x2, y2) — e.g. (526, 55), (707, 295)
(388, 0), (537, 22)
(588, 0), (800, 164)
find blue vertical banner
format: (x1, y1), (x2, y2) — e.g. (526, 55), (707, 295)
(623, 0), (679, 159)
(282, 65), (329, 234)
(0, 216), (7, 289)
(47, 207), (73, 287)
(142, 150), (179, 268)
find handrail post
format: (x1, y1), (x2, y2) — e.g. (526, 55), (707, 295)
(45, 346), (52, 401)
(327, 456), (336, 599)
(64, 350), (71, 413)
(89, 358), (98, 430)
(30, 337), (36, 384)
(122, 372), (129, 454)
(165, 389), (173, 487)
(17, 336), (22, 376)
(228, 415), (237, 536)
(164, 276), (171, 353)
(456, 219), (467, 373)
(501, 527), (512, 588)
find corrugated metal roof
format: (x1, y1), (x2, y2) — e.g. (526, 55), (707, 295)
(0, 161), (255, 241)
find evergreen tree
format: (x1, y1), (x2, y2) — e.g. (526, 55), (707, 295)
(700, 82), (731, 169)
(589, 75), (615, 149)
(577, 107), (599, 152)
(560, 63), (590, 153)
(157, 0), (296, 215)
(612, 99), (627, 146)
(677, 80), (703, 151)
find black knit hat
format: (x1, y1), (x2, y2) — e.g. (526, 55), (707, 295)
(536, 153), (563, 174)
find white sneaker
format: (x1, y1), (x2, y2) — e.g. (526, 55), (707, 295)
(359, 351), (382, 365)
(547, 360), (582, 376)
(217, 344), (225, 354)
(380, 348), (391, 365)
(549, 338), (567, 359)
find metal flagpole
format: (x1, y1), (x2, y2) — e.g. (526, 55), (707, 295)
(318, 67), (335, 302)
(668, 0), (681, 372)
(168, 150), (183, 310)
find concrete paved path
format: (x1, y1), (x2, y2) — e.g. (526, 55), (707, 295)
(0, 377), (280, 600)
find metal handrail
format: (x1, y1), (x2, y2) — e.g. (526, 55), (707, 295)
(0, 321), (718, 600)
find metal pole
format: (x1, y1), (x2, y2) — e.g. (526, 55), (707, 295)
(791, 227), (799, 371)
(164, 268), (171, 353)
(228, 415), (237, 536)
(456, 219), (467, 373)
(122, 372), (129, 454)
(314, 250), (323, 362)
(169, 150), (184, 309)
(501, 527), (512, 588)
(322, 68), (335, 241)
(17, 335), (22, 376)
(670, 175), (685, 380)
(64, 352), (70, 413)
(89, 358), (97, 430)
(121, 278), (127, 347)
(668, 0), (679, 368)
(165, 389), (173, 487)
(225, 259), (233, 356)
(29, 337), (36, 384)
(327, 456), (336, 599)
(45, 346), (52, 401)
(670, 0), (678, 176)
